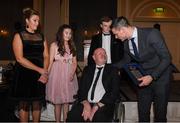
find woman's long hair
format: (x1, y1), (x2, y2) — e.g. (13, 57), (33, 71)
(56, 24), (76, 56)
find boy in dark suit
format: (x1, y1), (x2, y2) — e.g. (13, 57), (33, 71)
(66, 48), (120, 122)
(88, 16), (124, 66)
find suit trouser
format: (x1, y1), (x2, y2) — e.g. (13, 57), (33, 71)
(138, 69), (172, 122)
(66, 103), (115, 122)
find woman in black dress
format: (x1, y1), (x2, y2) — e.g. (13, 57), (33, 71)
(11, 8), (49, 122)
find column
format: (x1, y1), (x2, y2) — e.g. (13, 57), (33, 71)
(60, 0), (69, 25)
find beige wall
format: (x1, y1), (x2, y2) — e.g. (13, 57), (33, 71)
(44, 0), (61, 44)
(33, 0), (69, 44)
(33, 0), (44, 27)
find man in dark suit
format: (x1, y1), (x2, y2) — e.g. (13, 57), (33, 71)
(87, 16), (124, 66)
(66, 48), (120, 122)
(112, 16), (172, 122)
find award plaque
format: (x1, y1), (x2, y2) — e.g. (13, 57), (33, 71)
(123, 63), (146, 85)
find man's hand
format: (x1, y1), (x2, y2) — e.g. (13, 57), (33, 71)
(89, 102), (104, 121)
(89, 105), (99, 121)
(138, 75), (153, 87)
(81, 100), (92, 121)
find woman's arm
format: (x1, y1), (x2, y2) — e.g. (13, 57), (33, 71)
(12, 33), (46, 74)
(43, 39), (49, 70)
(48, 42), (56, 72)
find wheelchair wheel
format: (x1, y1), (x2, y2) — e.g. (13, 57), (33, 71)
(118, 102), (125, 123)
(112, 102), (125, 123)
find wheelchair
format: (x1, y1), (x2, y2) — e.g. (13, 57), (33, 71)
(112, 99), (125, 123)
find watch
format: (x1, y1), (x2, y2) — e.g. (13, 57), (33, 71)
(151, 74), (157, 81)
(94, 103), (100, 108)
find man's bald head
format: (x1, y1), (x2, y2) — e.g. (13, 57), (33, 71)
(93, 48), (107, 65)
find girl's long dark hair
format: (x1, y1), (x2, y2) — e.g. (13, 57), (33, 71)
(56, 24), (76, 56)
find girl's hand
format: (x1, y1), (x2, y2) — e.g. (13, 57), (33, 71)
(38, 71), (48, 84)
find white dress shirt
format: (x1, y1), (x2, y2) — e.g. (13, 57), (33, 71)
(102, 34), (111, 64)
(128, 27), (139, 55)
(88, 64), (106, 103)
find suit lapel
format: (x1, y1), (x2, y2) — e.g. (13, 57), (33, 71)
(137, 28), (143, 57)
(89, 65), (96, 83)
(99, 34), (102, 47)
(110, 34), (114, 54)
(102, 64), (108, 83)
(124, 39), (130, 54)
(110, 34), (114, 60)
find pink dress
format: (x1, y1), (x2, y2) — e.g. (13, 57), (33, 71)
(46, 45), (78, 104)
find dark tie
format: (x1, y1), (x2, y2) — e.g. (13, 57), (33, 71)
(131, 38), (139, 58)
(103, 33), (110, 36)
(91, 67), (103, 100)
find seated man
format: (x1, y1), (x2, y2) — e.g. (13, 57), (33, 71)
(66, 48), (120, 122)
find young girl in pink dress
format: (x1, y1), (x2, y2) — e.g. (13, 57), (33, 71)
(46, 24), (78, 122)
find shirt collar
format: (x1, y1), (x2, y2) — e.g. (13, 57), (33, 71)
(102, 32), (111, 36)
(96, 64), (105, 68)
(131, 27), (137, 39)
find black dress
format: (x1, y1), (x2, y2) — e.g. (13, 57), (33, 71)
(10, 30), (46, 108)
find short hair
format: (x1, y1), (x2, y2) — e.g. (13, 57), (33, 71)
(100, 16), (112, 24)
(112, 16), (130, 28)
(93, 48), (106, 55)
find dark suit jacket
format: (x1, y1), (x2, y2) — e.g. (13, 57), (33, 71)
(77, 64), (120, 104)
(115, 27), (172, 80)
(87, 33), (124, 65)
